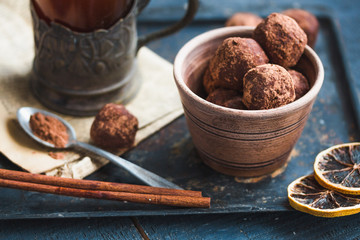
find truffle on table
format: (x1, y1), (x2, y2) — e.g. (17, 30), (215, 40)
(253, 13), (307, 68)
(282, 8), (319, 48)
(208, 37), (269, 92)
(225, 12), (262, 27)
(206, 88), (246, 110)
(90, 103), (138, 149)
(288, 69), (310, 100)
(243, 64), (296, 110)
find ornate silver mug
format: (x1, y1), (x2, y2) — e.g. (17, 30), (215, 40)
(30, 0), (199, 116)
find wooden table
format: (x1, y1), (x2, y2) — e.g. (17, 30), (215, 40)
(1, 0), (360, 238)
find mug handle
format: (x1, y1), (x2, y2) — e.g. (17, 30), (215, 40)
(135, 0), (199, 52)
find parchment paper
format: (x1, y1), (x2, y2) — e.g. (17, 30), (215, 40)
(0, 0), (183, 179)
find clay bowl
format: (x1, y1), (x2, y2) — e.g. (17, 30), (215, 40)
(173, 26), (324, 177)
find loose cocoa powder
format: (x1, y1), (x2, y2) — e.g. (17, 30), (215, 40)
(29, 112), (69, 148)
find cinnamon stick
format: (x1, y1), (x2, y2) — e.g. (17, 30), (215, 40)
(0, 178), (211, 208)
(0, 169), (201, 197)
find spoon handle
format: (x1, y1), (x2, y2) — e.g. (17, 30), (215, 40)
(74, 141), (183, 190)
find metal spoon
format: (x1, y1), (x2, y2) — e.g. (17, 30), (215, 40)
(17, 107), (182, 190)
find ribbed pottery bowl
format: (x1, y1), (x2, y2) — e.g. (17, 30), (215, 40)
(173, 26), (324, 177)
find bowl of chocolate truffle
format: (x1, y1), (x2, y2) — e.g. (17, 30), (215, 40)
(173, 13), (324, 177)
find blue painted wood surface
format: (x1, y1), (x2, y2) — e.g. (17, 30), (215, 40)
(1, 0), (360, 239)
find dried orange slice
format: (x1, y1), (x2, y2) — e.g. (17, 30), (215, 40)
(314, 143), (360, 195)
(288, 174), (360, 217)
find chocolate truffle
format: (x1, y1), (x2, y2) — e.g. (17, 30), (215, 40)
(206, 88), (238, 105)
(90, 103), (138, 149)
(203, 66), (216, 94)
(223, 96), (247, 110)
(209, 37), (269, 92)
(243, 64), (296, 110)
(253, 13), (307, 68)
(206, 89), (246, 110)
(288, 69), (310, 100)
(283, 9), (319, 48)
(225, 12), (262, 27)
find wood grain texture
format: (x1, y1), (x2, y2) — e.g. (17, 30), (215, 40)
(0, 217), (143, 240)
(1, 212), (360, 239)
(137, 212), (360, 239)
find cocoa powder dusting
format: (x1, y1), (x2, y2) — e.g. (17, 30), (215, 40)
(29, 112), (69, 148)
(282, 9), (319, 48)
(243, 64), (295, 110)
(288, 69), (310, 99)
(90, 103), (138, 149)
(208, 37), (269, 92)
(253, 13), (307, 68)
(203, 66), (216, 94)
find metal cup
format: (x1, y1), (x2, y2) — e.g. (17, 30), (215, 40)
(30, 0), (199, 116)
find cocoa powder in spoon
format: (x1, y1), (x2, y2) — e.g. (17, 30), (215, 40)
(29, 112), (69, 148)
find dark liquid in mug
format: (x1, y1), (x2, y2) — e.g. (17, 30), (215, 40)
(32, 0), (134, 32)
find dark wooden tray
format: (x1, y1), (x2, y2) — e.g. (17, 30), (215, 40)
(0, 13), (359, 219)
